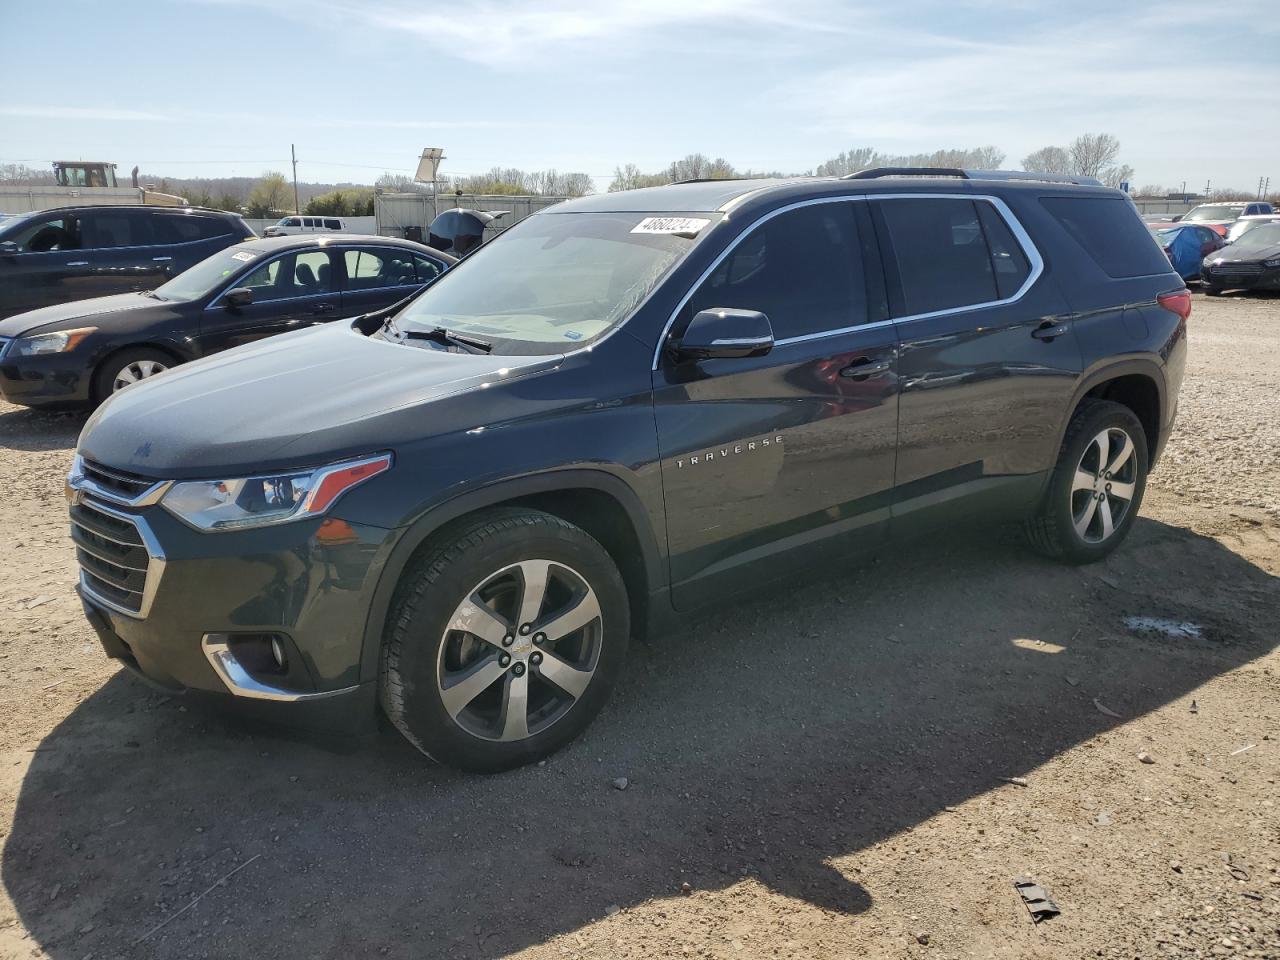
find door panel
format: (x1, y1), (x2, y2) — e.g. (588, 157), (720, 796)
(78, 210), (171, 297)
(652, 200), (898, 608)
(198, 250), (340, 354)
(0, 213), (87, 315)
(872, 196), (1080, 522)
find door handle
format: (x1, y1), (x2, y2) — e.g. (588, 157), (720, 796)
(67, 261), (89, 267)
(839, 357), (891, 380)
(152, 256), (172, 263)
(312, 303), (336, 314)
(1032, 321), (1070, 341)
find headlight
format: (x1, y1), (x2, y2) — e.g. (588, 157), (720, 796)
(12, 327), (97, 357)
(1264, 258), (1280, 268)
(161, 454), (392, 532)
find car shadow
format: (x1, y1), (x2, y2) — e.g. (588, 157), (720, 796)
(4, 515), (1277, 958)
(0, 406), (86, 452)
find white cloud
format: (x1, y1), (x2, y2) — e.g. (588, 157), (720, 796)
(0, 106), (173, 122)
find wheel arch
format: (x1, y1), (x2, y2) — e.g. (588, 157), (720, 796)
(357, 470), (666, 684)
(1060, 359), (1166, 467)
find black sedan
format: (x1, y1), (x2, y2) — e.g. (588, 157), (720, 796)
(0, 235), (455, 408)
(1201, 222), (1280, 295)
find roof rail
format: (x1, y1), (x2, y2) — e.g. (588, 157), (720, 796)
(842, 167), (1103, 187)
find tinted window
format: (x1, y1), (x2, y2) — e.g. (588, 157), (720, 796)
(414, 254), (444, 283)
(1041, 197), (1173, 279)
(324, 218), (342, 230)
(151, 214), (233, 244)
(344, 249), (417, 290)
(282, 217), (301, 227)
(4, 214), (81, 252)
(876, 198), (996, 316)
(82, 211), (147, 249)
(689, 203), (865, 339)
(975, 201), (1031, 299)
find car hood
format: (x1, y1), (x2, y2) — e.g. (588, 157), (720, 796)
(0, 292), (163, 337)
(1208, 240), (1280, 264)
(78, 322), (563, 477)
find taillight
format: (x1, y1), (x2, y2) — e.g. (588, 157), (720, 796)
(1157, 289), (1192, 320)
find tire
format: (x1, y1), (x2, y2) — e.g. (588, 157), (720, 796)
(93, 347), (175, 404)
(1025, 399), (1149, 564)
(1204, 284), (1223, 296)
(379, 508), (630, 773)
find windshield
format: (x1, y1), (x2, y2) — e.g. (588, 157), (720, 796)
(1227, 218), (1278, 242)
(153, 246), (261, 302)
(395, 212), (712, 355)
(1184, 205), (1244, 222)
(1227, 223), (1280, 253)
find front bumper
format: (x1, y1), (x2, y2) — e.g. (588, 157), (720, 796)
(1200, 262), (1280, 291)
(70, 477), (400, 734)
(0, 346), (93, 407)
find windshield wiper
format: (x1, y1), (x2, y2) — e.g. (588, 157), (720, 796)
(393, 322), (492, 354)
(142, 290), (166, 300)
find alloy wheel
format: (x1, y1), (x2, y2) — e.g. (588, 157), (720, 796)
(112, 359), (169, 392)
(1070, 427), (1138, 544)
(436, 559), (603, 742)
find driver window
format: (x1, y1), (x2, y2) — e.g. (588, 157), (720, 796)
(238, 256), (289, 302)
(687, 203), (866, 340)
(6, 215), (81, 253)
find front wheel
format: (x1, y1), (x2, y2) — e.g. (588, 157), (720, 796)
(379, 509), (630, 772)
(1025, 399), (1148, 564)
(93, 347), (175, 404)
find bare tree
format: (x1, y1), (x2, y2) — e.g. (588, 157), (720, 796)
(1134, 184), (1168, 198)
(1067, 134), (1121, 179)
(246, 172), (293, 218)
(1101, 164), (1135, 190)
(0, 163), (57, 184)
(666, 154), (737, 181)
(608, 164), (670, 192)
(375, 171), (432, 194)
(1022, 146), (1072, 175)
(814, 147), (880, 177)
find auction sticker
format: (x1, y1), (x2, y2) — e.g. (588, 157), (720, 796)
(230, 251), (257, 262)
(631, 217), (711, 235)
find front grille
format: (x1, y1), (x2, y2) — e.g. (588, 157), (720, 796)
(81, 459), (158, 501)
(71, 498), (154, 616)
(1209, 263), (1264, 281)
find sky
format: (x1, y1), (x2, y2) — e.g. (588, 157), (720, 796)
(1, 0), (1277, 194)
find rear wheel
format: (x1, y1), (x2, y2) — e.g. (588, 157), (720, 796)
(1025, 400), (1148, 564)
(379, 509), (629, 772)
(1204, 284), (1224, 296)
(93, 347), (175, 403)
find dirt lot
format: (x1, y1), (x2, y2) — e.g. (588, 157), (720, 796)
(1, 292), (1277, 960)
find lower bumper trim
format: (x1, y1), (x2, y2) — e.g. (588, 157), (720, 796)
(201, 634), (360, 702)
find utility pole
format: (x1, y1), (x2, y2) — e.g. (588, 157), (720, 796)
(1260, 177), (1266, 201)
(1204, 179), (1211, 199)
(291, 144), (300, 215)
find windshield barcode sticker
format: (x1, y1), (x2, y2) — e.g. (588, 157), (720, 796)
(230, 251), (257, 262)
(631, 217), (711, 236)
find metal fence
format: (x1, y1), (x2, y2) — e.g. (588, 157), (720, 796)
(374, 192), (568, 240)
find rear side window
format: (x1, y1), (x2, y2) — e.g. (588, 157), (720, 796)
(82, 211), (148, 249)
(688, 203), (866, 340)
(975, 202), (1031, 299)
(1040, 197), (1171, 279)
(875, 198), (997, 316)
(324, 218), (342, 230)
(152, 215), (234, 244)
(414, 254), (444, 283)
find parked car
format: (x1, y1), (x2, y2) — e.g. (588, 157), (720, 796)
(1200, 222), (1280, 294)
(67, 170), (1188, 772)
(0, 206), (254, 321)
(264, 215), (349, 237)
(1176, 201), (1275, 235)
(0, 235), (453, 407)
(1224, 214), (1280, 244)
(1152, 223), (1226, 280)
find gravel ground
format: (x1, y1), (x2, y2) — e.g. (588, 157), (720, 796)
(0, 291), (1277, 960)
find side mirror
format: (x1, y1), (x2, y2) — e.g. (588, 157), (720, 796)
(0, 240), (17, 257)
(223, 287), (254, 308)
(673, 308), (774, 361)
(1171, 215), (1183, 222)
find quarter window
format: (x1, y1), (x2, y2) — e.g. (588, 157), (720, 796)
(875, 198), (998, 316)
(688, 203), (866, 340)
(1040, 196), (1171, 279)
(324, 218), (342, 230)
(975, 202), (1031, 299)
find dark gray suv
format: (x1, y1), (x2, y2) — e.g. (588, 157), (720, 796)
(0, 205), (253, 319)
(67, 168), (1189, 771)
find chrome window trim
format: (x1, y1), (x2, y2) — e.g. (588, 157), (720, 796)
(72, 496), (167, 620)
(650, 192), (1044, 369)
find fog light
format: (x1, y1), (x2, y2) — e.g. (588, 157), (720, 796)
(270, 636), (287, 670)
